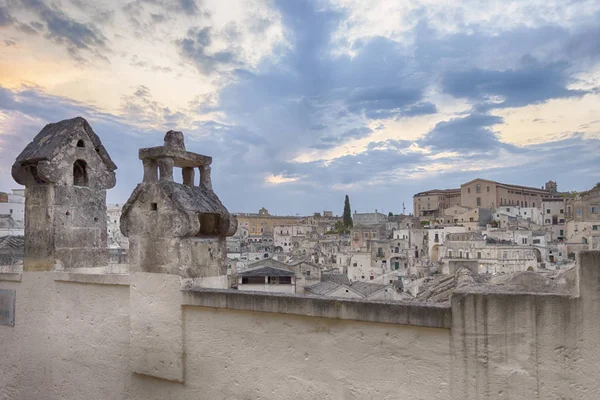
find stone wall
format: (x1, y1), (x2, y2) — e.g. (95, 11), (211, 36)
(1, 252), (600, 399)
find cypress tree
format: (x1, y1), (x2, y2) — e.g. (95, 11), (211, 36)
(343, 195), (353, 228)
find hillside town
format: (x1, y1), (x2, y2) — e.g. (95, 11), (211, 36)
(1, 117), (599, 400)
(3, 176), (598, 302)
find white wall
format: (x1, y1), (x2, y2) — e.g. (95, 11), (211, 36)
(3, 253), (600, 399)
(238, 283), (296, 293)
(0, 271), (451, 400)
(0, 189), (25, 225)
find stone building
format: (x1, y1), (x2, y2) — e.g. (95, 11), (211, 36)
(237, 265), (296, 293)
(11, 117), (117, 271)
(460, 178), (553, 209)
(566, 186), (600, 222)
(273, 223), (312, 253)
(414, 178), (558, 216)
(427, 226), (468, 262)
(441, 232), (538, 274)
(236, 208), (299, 236)
(352, 210), (388, 226)
(0, 189), (25, 232)
(413, 188), (461, 217)
(120, 130), (236, 286)
(350, 224), (387, 251)
(107, 203), (129, 249)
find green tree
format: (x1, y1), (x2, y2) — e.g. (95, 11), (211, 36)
(343, 195), (353, 229)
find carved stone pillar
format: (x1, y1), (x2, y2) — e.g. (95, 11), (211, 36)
(199, 165), (212, 190)
(158, 157), (174, 182)
(142, 159), (158, 183)
(182, 167), (195, 186)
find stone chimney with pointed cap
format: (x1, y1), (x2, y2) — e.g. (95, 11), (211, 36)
(11, 117), (117, 271)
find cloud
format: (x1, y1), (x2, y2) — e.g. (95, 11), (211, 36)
(441, 57), (586, 109)
(129, 55), (172, 73)
(1, 0), (600, 215)
(0, 6), (14, 26)
(177, 26), (243, 74)
(150, 13), (165, 23)
(20, 0), (108, 61)
(419, 113), (506, 152)
(179, 0), (199, 15)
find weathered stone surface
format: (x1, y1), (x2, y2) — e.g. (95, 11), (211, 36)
(121, 131), (235, 279)
(12, 116), (116, 188)
(12, 117), (115, 270)
(164, 130), (185, 150)
(139, 147), (211, 169)
(130, 272), (184, 382)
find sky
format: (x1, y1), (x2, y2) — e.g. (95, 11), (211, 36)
(0, 0), (599, 216)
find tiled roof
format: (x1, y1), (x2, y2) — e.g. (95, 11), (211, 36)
(321, 273), (350, 285)
(304, 281), (341, 295)
(0, 236), (25, 249)
(238, 266), (295, 277)
(350, 281), (388, 297)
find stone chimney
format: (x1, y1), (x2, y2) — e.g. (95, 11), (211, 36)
(120, 130), (236, 283)
(11, 117), (117, 271)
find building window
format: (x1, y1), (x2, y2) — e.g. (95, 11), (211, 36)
(533, 239), (540, 244)
(547, 209), (551, 214)
(76, 139), (85, 148)
(9, 209), (12, 214)
(476, 197), (481, 206)
(465, 252), (469, 259)
(503, 251), (508, 260)
(577, 208), (582, 216)
(459, 251), (463, 258)
(594, 225), (599, 231)
(242, 276), (265, 285)
(591, 207), (599, 214)
(448, 250), (453, 258)
(476, 184), (481, 194)
(434, 233), (439, 243)
(560, 209), (564, 214)
(559, 230), (564, 236)
(533, 202), (535, 207)
(73, 159), (89, 187)
(477, 252), (481, 259)
(545, 219), (551, 224)
(468, 188), (471, 194)
(522, 238), (527, 244)
(487, 186), (490, 192)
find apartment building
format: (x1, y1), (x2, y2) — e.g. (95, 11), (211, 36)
(414, 179), (557, 216)
(413, 188), (461, 217)
(460, 179), (554, 209)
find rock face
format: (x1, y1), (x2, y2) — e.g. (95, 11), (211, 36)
(11, 117), (117, 271)
(120, 131), (236, 280)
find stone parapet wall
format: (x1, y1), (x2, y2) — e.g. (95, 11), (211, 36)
(1, 253), (599, 399)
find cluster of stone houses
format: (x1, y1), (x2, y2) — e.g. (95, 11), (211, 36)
(1, 117), (597, 302)
(224, 178), (599, 300)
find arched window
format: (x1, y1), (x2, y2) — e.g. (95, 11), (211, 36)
(73, 160), (89, 187)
